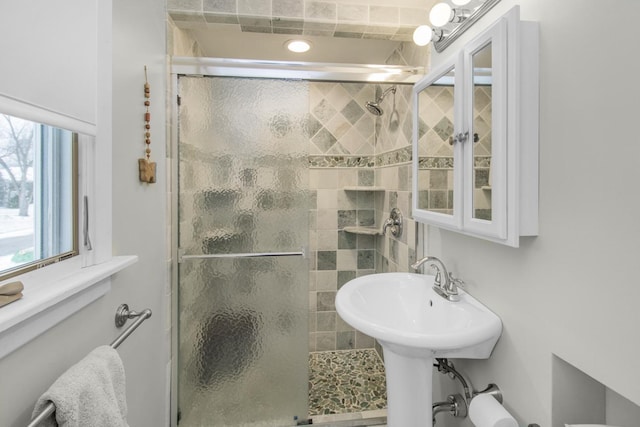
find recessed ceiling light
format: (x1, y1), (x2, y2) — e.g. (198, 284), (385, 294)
(285, 40), (311, 53)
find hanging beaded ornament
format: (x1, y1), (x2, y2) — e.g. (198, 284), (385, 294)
(138, 66), (157, 183)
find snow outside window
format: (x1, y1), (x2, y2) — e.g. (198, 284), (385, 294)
(0, 113), (77, 280)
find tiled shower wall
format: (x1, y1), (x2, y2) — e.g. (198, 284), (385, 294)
(374, 83), (418, 275)
(308, 80), (419, 353)
(308, 82), (378, 352)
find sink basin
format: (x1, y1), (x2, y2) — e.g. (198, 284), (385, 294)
(335, 272), (502, 427)
(335, 272), (502, 358)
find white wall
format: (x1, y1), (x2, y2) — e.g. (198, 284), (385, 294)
(0, 0), (169, 426)
(0, 0), (97, 129)
(111, 0), (169, 425)
(425, 1), (640, 426)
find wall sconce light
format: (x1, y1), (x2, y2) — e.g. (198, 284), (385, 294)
(413, 0), (501, 52)
(429, 3), (470, 27)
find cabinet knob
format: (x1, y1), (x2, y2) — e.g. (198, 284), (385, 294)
(453, 131), (469, 144)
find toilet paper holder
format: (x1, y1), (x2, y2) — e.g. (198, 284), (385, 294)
(432, 359), (540, 427)
(474, 383), (503, 403)
(433, 359), (504, 424)
(432, 383), (504, 425)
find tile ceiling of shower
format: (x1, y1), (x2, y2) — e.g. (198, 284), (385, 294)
(168, 0), (432, 41)
(309, 82), (375, 156)
(168, 0), (438, 63)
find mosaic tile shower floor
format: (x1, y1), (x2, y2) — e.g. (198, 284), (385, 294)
(309, 349), (387, 416)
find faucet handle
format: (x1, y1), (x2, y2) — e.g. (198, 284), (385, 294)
(449, 273), (464, 286)
(431, 265), (442, 286)
(447, 273), (465, 294)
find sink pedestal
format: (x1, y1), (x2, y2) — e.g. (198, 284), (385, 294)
(382, 345), (433, 427)
(335, 272), (503, 427)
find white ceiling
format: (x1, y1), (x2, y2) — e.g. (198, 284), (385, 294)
(189, 27), (403, 64)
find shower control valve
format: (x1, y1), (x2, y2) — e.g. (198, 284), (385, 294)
(382, 208), (403, 237)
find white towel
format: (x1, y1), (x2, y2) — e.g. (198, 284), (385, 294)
(32, 345), (129, 427)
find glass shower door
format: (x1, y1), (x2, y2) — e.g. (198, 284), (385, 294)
(177, 76), (310, 427)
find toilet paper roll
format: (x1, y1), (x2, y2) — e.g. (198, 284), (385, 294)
(565, 425), (622, 427)
(469, 394), (518, 427)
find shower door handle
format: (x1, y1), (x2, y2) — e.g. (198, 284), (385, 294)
(178, 248), (306, 263)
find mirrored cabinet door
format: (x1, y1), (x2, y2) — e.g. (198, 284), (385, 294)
(412, 6), (538, 248)
(463, 16), (508, 239)
(471, 42), (492, 221)
(412, 55), (464, 230)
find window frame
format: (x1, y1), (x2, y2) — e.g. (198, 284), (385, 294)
(0, 119), (137, 359)
(0, 125), (79, 281)
(0, 0), (138, 361)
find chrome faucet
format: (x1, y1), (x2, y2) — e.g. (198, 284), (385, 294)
(411, 256), (464, 301)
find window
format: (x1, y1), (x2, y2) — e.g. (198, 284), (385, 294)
(0, 113), (77, 279)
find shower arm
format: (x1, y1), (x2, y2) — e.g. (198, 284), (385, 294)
(377, 86), (396, 102)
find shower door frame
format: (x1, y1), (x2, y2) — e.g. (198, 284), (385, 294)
(169, 57), (423, 427)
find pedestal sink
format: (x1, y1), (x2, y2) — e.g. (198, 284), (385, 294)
(335, 273), (502, 427)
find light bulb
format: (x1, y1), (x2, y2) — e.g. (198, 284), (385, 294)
(452, 0), (471, 5)
(285, 40), (311, 53)
(412, 25), (433, 46)
(429, 3), (453, 27)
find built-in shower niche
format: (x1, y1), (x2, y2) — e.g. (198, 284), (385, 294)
(552, 355), (640, 427)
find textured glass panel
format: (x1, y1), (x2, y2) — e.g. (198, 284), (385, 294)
(178, 77), (309, 426)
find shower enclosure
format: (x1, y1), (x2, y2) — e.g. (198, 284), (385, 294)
(172, 58), (422, 427)
(177, 76), (311, 426)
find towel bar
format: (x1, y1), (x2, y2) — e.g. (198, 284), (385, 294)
(115, 303), (150, 328)
(26, 304), (152, 427)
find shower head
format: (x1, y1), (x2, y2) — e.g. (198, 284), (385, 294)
(364, 86), (397, 116)
(365, 101), (384, 116)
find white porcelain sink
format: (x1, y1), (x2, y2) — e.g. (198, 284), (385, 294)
(335, 272), (502, 427)
(335, 272), (502, 358)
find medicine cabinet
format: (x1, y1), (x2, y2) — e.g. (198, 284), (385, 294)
(412, 6), (538, 247)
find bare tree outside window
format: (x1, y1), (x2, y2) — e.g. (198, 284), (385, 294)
(0, 115), (34, 217)
(0, 113), (76, 277)
(0, 115), (34, 270)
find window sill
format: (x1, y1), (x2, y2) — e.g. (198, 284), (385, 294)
(0, 255), (137, 359)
